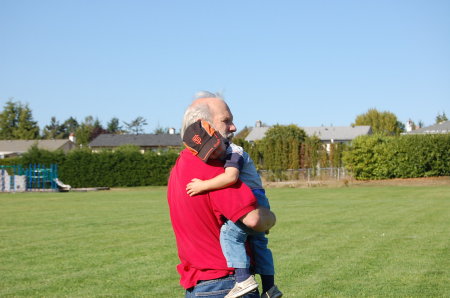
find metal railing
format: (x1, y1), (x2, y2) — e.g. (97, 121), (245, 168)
(258, 167), (350, 182)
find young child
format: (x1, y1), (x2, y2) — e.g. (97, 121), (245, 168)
(183, 120), (282, 298)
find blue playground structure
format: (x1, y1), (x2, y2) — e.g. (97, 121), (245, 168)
(0, 164), (71, 192)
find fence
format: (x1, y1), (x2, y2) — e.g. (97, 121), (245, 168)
(0, 164), (59, 192)
(259, 167), (351, 182)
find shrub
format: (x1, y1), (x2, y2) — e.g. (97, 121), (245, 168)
(344, 134), (450, 179)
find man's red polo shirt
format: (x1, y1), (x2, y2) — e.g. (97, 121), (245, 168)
(167, 149), (257, 289)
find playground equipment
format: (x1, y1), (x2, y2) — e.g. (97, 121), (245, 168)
(0, 164), (71, 192)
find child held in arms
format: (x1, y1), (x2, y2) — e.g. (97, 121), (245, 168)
(183, 120), (282, 298)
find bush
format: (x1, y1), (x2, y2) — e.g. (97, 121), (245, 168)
(59, 149), (179, 188)
(344, 134), (450, 179)
(1, 146), (179, 188)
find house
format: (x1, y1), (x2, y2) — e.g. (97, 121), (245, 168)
(89, 133), (183, 153)
(245, 121), (372, 150)
(301, 126), (372, 151)
(404, 120), (450, 135)
(0, 139), (77, 159)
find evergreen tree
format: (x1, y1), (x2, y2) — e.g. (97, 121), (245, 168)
(260, 124), (307, 172)
(106, 117), (122, 133)
(0, 99), (39, 139)
(14, 104), (39, 139)
(63, 117), (79, 136)
(43, 117), (66, 139)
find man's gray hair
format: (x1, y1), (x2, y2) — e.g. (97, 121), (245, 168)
(180, 91), (224, 138)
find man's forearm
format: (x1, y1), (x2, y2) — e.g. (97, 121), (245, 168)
(240, 207), (276, 232)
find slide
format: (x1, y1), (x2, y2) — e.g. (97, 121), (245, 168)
(54, 178), (71, 192)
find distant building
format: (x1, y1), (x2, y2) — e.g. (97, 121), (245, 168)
(405, 120), (415, 132)
(404, 120), (450, 135)
(245, 122), (372, 150)
(0, 139), (77, 159)
(89, 133), (183, 153)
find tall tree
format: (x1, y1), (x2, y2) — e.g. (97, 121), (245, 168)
(43, 117), (66, 139)
(123, 116), (147, 134)
(107, 117), (122, 134)
(75, 116), (95, 146)
(63, 117), (79, 136)
(353, 108), (404, 135)
(261, 124), (307, 171)
(0, 99), (39, 139)
(14, 104), (39, 139)
(435, 112), (448, 124)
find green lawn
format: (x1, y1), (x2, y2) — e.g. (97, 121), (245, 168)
(1, 186), (449, 297)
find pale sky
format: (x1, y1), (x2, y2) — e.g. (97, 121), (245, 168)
(1, 0), (449, 133)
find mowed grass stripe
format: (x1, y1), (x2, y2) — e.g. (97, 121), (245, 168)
(1, 186), (449, 297)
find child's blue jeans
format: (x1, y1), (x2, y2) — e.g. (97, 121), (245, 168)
(219, 189), (275, 275)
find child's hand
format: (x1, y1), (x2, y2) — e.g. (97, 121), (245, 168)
(186, 178), (206, 196)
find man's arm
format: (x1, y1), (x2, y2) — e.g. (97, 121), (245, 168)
(186, 167), (239, 196)
(240, 206), (276, 232)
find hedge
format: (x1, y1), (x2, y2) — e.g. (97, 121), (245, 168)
(0, 147), (179, 188)
(343, 134), (450, 180)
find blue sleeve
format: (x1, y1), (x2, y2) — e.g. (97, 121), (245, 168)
(224, 151), (244, 171)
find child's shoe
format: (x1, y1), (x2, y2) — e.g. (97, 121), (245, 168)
(261, 284), (283, 298)
(224, 275), (259, 298)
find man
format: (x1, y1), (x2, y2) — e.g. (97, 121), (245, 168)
(168, 91), (276, 297)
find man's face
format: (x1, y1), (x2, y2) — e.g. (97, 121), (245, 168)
(211, 101), (237, 140)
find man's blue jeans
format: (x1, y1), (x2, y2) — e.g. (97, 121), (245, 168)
(185, 275), (260, 297)
(219, 189), (275, 275)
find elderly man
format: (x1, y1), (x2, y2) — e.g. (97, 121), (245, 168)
(168, 91), (276, 297)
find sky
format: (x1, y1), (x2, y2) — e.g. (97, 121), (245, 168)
(1, 0), (449, 134)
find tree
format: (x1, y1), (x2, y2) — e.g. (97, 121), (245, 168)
(417, 120), (424, 129)
(0, 99), (39, 139)
(436, 112), (448, 124)
(75, 116), (95, 146)
(90, 119), (107, 141)
(107, 117), (122, 134)
(43, 117), (66, 139)
(153, 125), (167, 134)
(63, 117), (79, 136)
(353, 108), (404, 135)
(260, 124), (307, 172)
(123, 116), (147, 134)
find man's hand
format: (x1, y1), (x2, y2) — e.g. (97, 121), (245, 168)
(186, 178), (207, 196)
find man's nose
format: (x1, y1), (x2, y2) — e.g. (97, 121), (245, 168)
(229, 123), (237, 132)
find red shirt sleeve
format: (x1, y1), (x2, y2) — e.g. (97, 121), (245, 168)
(209, 180), (257, 222)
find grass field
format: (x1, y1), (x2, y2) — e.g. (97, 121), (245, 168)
(1, 185), (449, 297)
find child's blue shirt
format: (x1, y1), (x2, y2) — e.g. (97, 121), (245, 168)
(224, 143), (263, 190)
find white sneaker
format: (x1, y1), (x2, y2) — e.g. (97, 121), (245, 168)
(224, 275), (259, 298)
(261, 285), (283, 298)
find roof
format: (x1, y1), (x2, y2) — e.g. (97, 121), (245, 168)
(405, 120), (450, 134)
(89, 133), (183, 147)
(245, 125), (372, 142)
(0, 139), (74, 153)
(245, 127), (270, 142)
(301, 126), (372, 141)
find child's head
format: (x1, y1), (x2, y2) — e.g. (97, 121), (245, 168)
(183, 119), (227, 162)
